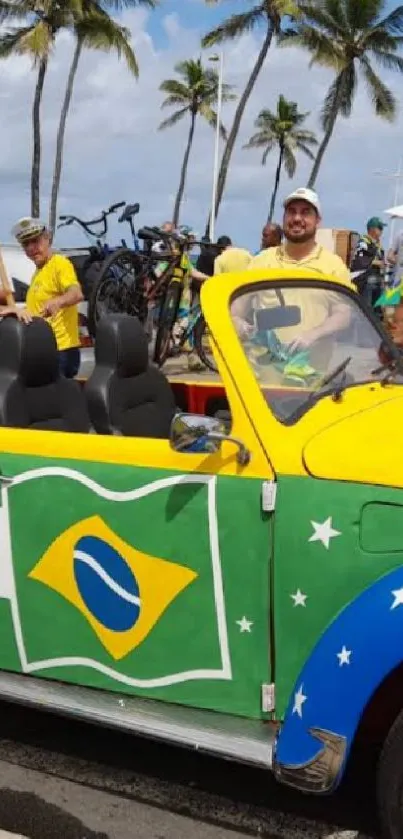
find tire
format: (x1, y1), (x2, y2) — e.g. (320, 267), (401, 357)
(87, 248), (143, 338)
(377, 708), (403, 838)
(154, 281), (182, 367)
(193, 315), (218, 373)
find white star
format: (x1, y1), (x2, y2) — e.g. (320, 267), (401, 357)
(292, 685), (307, 718)
(309, 517), (341, 550)
(337, 646), (352, 666)
(290, 589), (307, 607)
(391, 588), (403, 610)
(236, 616), (253, 633)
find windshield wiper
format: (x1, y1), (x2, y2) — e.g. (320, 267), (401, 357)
(316, 356), (352, 396)
(286, 357), (352, 424)
(372, 351), (403, 386)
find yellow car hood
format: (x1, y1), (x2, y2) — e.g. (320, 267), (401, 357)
(303, 394), (403, 489)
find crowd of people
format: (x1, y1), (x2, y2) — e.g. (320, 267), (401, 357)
(1, 187), (403, 380)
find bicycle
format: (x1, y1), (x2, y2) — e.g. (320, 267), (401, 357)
(88, 224), (188, 340)
(57, 202), (142, 337)
(152, 232), (217, 373)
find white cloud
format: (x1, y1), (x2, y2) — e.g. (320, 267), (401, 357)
(0, 5), (401, 254)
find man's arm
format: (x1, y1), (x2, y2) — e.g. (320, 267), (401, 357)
(41, 283), (83, 317)
(41, 258), (83, 317)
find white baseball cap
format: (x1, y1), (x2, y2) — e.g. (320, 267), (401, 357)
(284, 187), (321, 215)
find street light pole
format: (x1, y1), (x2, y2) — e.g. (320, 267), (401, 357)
(209, 51), (224, 243)
(374, 156), (403, 249)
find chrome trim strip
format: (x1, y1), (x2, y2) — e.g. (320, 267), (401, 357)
(0, 671), (274, 768)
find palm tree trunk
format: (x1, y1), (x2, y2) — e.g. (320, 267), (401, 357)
(49, 37), (83, 235)
(308, 79), (344, 189)
(206, 26), (274, 236)
(268, 144), (284, 222)
(31, 56), (48, 218)
(173, 112), (196, 227)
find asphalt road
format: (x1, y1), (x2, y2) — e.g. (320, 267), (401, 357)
(0, 702), (380, 839)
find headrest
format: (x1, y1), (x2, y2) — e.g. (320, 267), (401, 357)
(94, 314), (148, 377)
(0, 316), (59, 386)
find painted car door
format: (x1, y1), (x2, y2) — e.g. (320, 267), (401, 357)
(222, 269), (403, 787)
(0, 316), (274, 722)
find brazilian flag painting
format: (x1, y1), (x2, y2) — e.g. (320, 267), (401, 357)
(0, 454), (237, 704)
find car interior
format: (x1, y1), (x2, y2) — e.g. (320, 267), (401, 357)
(0, 314), (176, 437)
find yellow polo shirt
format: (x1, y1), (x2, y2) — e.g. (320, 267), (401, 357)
(215, 247), (252, 275)
(26, 254), (80, 351)
(245, 245), (356, 375)
(250, 244), (353, 284)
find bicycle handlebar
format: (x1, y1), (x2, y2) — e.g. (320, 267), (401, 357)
(108, 202), (125, 213)
(57, 202), (127, 238)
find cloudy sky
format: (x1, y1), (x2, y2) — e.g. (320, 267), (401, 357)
(1, 0), (403, 251)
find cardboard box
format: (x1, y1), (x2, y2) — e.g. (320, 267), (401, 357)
(316, 228), (359, 266)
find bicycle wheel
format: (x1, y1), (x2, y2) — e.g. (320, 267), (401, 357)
(88, 248), (144, 338)
(154, 281), (182, 367)
(193, 314), (218, 373)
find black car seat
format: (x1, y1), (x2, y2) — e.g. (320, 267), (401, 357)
(0, 316), (90, 432)
(85, 314), (176, 437)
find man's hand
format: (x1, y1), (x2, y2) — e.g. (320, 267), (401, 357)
(16, 307), (32, 324)
(0, 305), (32, 324)
(287, 329), (319, 353)
(41, 297), (62, 317)
(232, 316), (254, 340)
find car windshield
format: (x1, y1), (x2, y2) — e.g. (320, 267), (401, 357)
(230, 282), (400, 424)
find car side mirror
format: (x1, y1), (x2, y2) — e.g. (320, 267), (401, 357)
(170, 413), (250, 466)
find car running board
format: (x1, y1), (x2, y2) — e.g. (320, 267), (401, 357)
(0, 671), (274, 769)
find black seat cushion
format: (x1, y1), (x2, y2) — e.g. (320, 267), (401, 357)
(85, 314), (176, 437)
(0, 316), (90, 432)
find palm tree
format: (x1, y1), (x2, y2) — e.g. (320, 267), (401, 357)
(244, 94), (317, 220)
(281, 0), (403, 187)
(49, 1), (149, 234)
(0, 1), (80, 217)
(159, 58), (234, 226)
(201, 0), (299, 230)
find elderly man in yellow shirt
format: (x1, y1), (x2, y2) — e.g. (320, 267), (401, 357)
(12, 217), (83, 378)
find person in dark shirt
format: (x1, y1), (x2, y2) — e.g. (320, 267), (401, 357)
(196, 237), (217, 277)
(350, 217), (386, 308)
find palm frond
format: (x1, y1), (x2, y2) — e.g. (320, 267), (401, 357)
(0, 20), (52, 60)
(244, 131), (275, 150)
(279, 25), (345, 68)
(283, 143), (296, 178)
(76, 12), (138, 75)
(202, 7), (265, 47)
(360, 55), (396, 120)
(321, 66), (355, 130)
(199, 102), (227, 138)
(294, 1), (347, 38)
(158, 107), (188, 131)
(96, 0), (157, 10)
(371, 48), (403, 72)
(159, 79), (191, 100)
(262, 141), (275, 166)
(374, 4), (403, 35)
(294, 140), (316, 159)
(345, 0), (382, 31)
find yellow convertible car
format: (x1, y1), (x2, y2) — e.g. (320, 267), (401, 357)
(0, 268), (402, 838)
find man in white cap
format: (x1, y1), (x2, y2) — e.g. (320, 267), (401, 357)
(12, 217), (83, 378)
(251, 187), (352, 282)
(232, 188), (355, 362)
